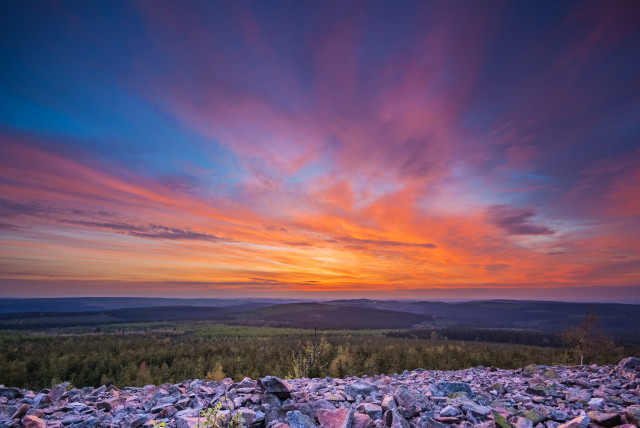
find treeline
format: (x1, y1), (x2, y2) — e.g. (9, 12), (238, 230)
(1, 329), (634, 391)
(387, 328), (564, 347)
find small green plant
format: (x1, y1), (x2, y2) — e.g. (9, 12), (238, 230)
(195, 396), (246, 428)
(152, 422), (167, 428)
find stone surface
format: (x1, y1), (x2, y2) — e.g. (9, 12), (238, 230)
(0, 358), (637, 428)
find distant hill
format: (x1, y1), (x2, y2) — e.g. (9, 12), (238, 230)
(230, 302), (434, 329)
(0, 297), (299, 313)
(0, 298), (638, 343)
(324, 299), (640, 340)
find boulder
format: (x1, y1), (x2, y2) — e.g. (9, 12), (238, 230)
(556, 415), (589, 428)
(317, 407), (353, 428)
(259, 376), (292, 400)
(435, 382), (474, 398)
(617, 357), (640, 371)
(393, 385), (430, 417)
(345, 382), (377, 398)
(21, 415), (46, 428)
(585, 411), (621, 428)
(287, 410), (317, 428)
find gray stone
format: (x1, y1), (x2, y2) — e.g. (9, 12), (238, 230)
(393, 385), (429, 417)
(259, 376), (292, 400)
(287, 410), (317, 428)
(435, 382), (474, 398)
(384, 409), (410, 428)
(345, 382), (378, 399)
(617, 357), (640, 371)
(358, 402), (383, 420)
(438, 405), (461, 418)
(585, 411), (621, 428)
(0, 388), (23, 400)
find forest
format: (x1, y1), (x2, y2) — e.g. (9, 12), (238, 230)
(1, 321), (635, 391)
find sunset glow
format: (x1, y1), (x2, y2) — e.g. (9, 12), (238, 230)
(1, 1), (639, 300)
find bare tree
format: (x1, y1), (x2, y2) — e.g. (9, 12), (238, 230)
(562, 307), (613, 365)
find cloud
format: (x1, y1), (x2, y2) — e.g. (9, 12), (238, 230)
(331, 236), (437, 249)
(59, 220), (232, 242)
(486, 205), (554, 235)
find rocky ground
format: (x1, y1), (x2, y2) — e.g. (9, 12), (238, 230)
(1, 358), (639, 428)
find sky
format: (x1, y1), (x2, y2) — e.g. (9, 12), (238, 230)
(1, 1), (639, 301)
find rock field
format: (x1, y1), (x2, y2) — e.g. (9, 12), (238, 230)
(1, 357), (639, 428)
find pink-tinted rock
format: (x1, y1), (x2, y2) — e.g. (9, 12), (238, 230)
(22, 415), (47, 428)
(317, 407), (353, 428)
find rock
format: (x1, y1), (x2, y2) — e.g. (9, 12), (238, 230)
(352, 413), (375, 428)
(541, 407), (568, 422)
(513, 417), (533, 428)
(287, 410), (317, 428)
(381, 395), (397, 412)
(556, 415), (589, 428)
(237, 407), (257, 425)
(46, 382), (69, 406)
(438, 405), (461, 418)
(455, 397), (491, 417)
(623, 405), (640, 425)
(413, 416), (446, 428)
(393, 385), (429, 417)
(587, 397), (604, 408)
(617, 357), (640, 371)
(259, 376), (292, 400)
(523, 409), (545, 425)
(345, 382), (378, 398)
(129, 414), (149, 427)
(11, 403), (29, 419)
(317, 407), (353, 428)
(435, 382), (474, 398)
(96, 401), (112, 412)
(565, 388), (592, 403)
(358, 402), (383, 420)
(384, 409), (410, 428)
(585, 411), (621, 427)
(0, 387), (23, 400)
(525, 383), (557, 397)
(21, 415), (46, 428)
(176, 416), (201, 428)
(492, 410), (513, 428)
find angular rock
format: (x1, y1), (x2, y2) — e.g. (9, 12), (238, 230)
(435, 382), (474, 398)
(22, 415), (46, 428)
(0, 387), (23, 400)
(513, 417), (533, 428)
(384, 409), (410, 428)
(345, 381), (378, 398)
(393, 385), (430, 417)
(11, 403), (29, 419)
(287, 410), (317, 428)
(381, 395), (397, 413)
(492, 410), (513, 428)
(259, 376), (292, 400)
(565, 388), (591, 403)
(317, 407), (353, 428)
(439, 405), (461, 418)
(46, 382), (69, 406)
(522, 409), (545, 425)
(617, 357), (640, 371)
(556, 415), (589, 428)
(358, 402), (383, 420)
(585, 411), (621, 427)
(352, 412), (375, 428)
